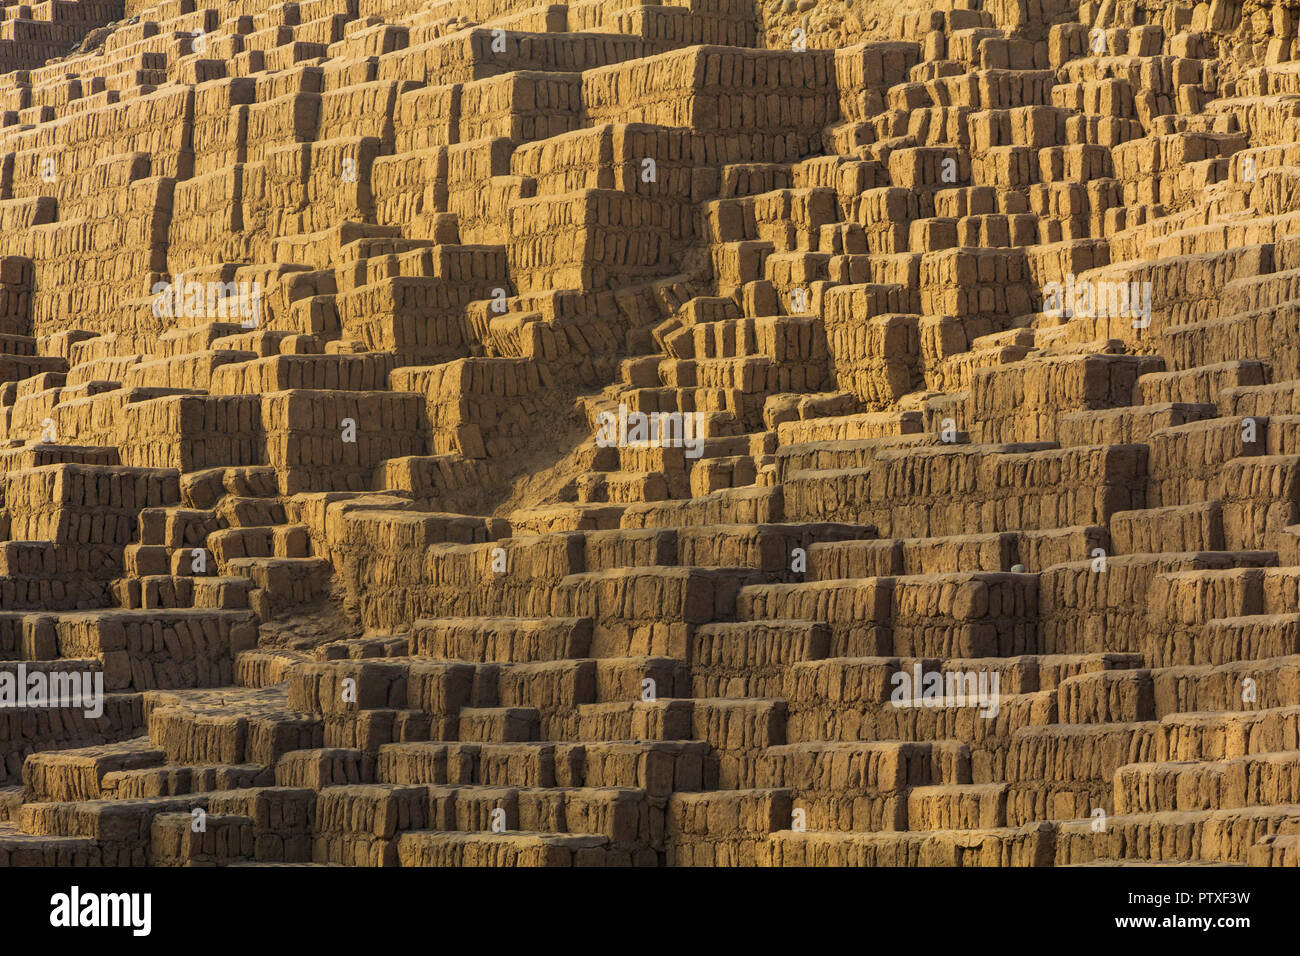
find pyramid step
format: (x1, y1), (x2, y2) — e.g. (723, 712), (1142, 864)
(0, 825), (102, 867)
(208, 525), (312, 565)
(457, 707), (541, 743)
(409, 616), (593, 663)
(22, 737), (166, 802)
(102, 763), (272, 800)
(150, 810), (255, 866)
(766, 822), (1055, 866)
(1055, 804), (1300, 865)
(396, 830), (615, 867)
(1114, 750), (1300, 814)
(18, 795), (210, 866)
(907, 783), (1009, 830)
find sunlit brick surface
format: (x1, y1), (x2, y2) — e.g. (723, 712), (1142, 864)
(1, 0), (1299, 868)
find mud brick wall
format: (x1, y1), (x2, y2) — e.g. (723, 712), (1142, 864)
(334, 276), (472, 363)
(512, 123), (707, 198)
(207, 787), (315, 863)
(145, 701), (319, 768)
(783, 656), (901, 739)
(411, 616), (593, 661)
(390, 29), (646, 86)
(243, 90), (320, 167)
(1219, 455), (1300, 551)
(583, 46), (838, 164)
(446, 139), (528, 245)
(125, 350), (255, 391)
(889, 146), (972, 193)
(393, 84), (459, 154)
(926, 68), (1056, 111)
(1168, 303), (1300, 385)
(0, 690), (143, 784)
(150, 811), (254, 865)
(418, 534), (591, 619)
(260, 389), (425, 493)
(27, 177), (175, 337)
(169, 167), (249, 273)
(191, 77), (255, 177)
(11, 85), (192, 198)
(673, 522), (863, 580)
(390, 357), (548, 459)
(739, 570), (1038, 660)
(317, 707), (435, 755)
(844, 188), (913, 253)
(758, 740), (964, 830)
(242, 136), (383, 246)
(806, 531), (1019, 580)
(0, 539), (125, 584)
(0, 255), (32, 336)
(1023, 236), (1110, 289)
(1141, 567), (1269, 666)
(301, 136), (385, 233)
(1036, 553), (1274, 658)
(752, 186), (837, 251)
(977, 444), (1148, 532)
(310, 783), (431, 865)
(239, 173), (312, 262)
(892, 572), (1039, 657)
(0, 183), (57, 228)
(821, 292), (920, 409)
(920, 247), (1035, 318)
(1145, 417), (1255, 506)
(287, 660), (429, 716)
(274, 222), (383, 271)
(689, 619), (827, 697)
(17, 795), (213, 865)
(378, 454), (494, 509)
(10, 86), (195, 336)
(319, 80), (415, 147)
(371, 146), (448, 230)
(969, 106), (1068, 156)
(327, 512), (480, 624)
(1112, 128), (1245, 204)
(0, 0), (1297, 875)
(1114, 245), (1272, 334)
(54, 609), (258, 690)
(508, 190), (693, 293)
(620, 486), (783, 529)
(551, 566), (756, 658)
(211, 354), (396, 394)
(784, 443), (1147, 537)
(613, 2), (756, 53)
(972, 355), (1163, 443)
(120, 394), (265, 472)
(36, 388), (148, 451)
(304, 500), (501, 595)
(0, 613), (24, 660)
(360, 0), (501, 23)
(3, 463), (179, 544)
(460, 71), (583, 142)
(835, 42), (922, 122)
(666, 785), (788, 862)
(1110, 501), (1225, 554)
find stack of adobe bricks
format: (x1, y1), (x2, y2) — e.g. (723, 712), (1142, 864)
(3, 0), (1300, 869)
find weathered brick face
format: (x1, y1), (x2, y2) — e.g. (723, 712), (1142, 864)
(1, 0), (1300, 873)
